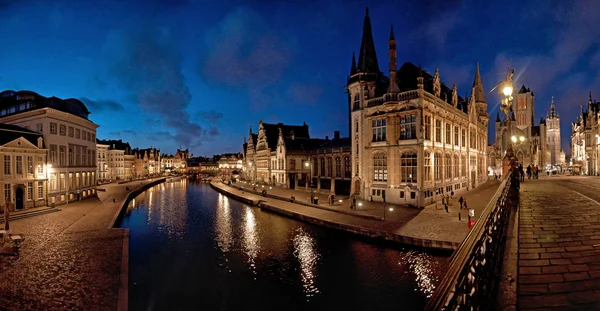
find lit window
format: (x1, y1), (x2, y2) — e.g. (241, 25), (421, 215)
(372, 118), (387, 142)
(373, 153), (387, 182)
(400, 114), (416, 140)
(401, 152), (417, 183)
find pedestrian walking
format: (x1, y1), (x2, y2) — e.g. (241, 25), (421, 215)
(446, 194), (450, 206)
(463, 198), (468, 210)
(459, 196), (464, 209)
(451, 191), (454, 199)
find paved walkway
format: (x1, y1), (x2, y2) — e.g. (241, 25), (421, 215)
(518, 178), (600, 310)
(218, 179), (501, 247)
(0, 178), (162, 311)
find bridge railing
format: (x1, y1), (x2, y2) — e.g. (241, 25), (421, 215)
(425, 169), (519, 311)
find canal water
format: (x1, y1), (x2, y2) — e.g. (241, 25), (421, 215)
(119, 180), (448, 311)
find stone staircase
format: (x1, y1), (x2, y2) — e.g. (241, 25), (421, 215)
(1, 207), (61, 223)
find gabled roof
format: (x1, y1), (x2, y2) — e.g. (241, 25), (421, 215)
(98, 139), (132, 153)
(395, 62), (468, 110)
(284, 137), (327, 151)
(0, 124), (44, 147)
(262, 122), (310, 150)
(518, 85), (529, 94)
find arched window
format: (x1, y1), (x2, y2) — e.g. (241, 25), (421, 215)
(424, 152), (431, 181)
(373, 153), (387, 181)
(445, 153), (452, 179)
(434, 152), (442, 181)
(461, 155), (467, 177)
(454, 154), (459, 178)
(401, 152), (417, 183)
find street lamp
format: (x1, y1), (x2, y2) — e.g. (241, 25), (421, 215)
(498, 66), (517, 176)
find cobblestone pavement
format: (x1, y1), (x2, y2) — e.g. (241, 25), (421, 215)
(0, 178), (161, 311)
(223, 179), (501, 244)
(518, 176), (600, 310)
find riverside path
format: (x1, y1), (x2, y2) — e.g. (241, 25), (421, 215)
(215, 178), (501, 249)
(518, 175), (600, 310)
(0, 178), (163, 311)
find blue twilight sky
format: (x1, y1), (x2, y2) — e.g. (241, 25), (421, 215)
(1, 0), (599, 156)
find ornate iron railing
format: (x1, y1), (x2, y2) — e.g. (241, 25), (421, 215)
(425, 169), (519, 311)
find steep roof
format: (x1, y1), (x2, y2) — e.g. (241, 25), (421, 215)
(356, 8), (379, 74)
(472, 63), (486, 103)
(0, 90), (91, 120)
(284, 137), (327, 151)
(531, 125), (540, 137)
(396, 62), (468, 109)
(98, 139), (132, 153)
(262, 122), (310, 150)
(0, 124), (44, 147)
(518, 85), (529, 94)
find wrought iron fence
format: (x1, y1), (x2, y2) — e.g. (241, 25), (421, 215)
(425, 169), (519, 311)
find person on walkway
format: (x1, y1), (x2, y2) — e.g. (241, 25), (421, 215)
(459, 196), (464, 209)
(444, 200), (449, 213)
(451, 190), (454, 199)
(327, 194), (332, 205)
(352, 197), (356, 210)
(290, 195), (295, 203)
(446, 194), (450, 206)
(527, 165), (531, 179)
(463, 198), (468, 211)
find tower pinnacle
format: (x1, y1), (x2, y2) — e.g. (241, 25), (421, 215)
(549, 96), (557, 118)
(472, 62), (486, 103)
(387, 25), (399, 93)
(357, 7), (379, 74)
(350, 52), (357, 75)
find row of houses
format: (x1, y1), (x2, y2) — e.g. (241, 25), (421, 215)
(0, 88), (195, 212)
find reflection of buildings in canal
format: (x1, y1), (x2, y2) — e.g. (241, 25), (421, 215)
(147, 180), (188, 240)
(215, 193), (233, 253)
(292, 229), (320, 298)
(242, 207), (259, 276)
(398, 250), (438, 298)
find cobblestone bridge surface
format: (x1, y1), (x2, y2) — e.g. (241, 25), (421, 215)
(518, 176), (600, 310)
(0, 179), (160, 311)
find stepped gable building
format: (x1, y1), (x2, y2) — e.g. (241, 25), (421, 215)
(132, 147), (161, 177)
(243, 119), (352, 195)
(571, 93), (600, 175)
(346, 8), (489, 207)
(0, 90), (98, 205)
(0, 124), (48, 211)
(162, 148), (189, 174)
(489, 86), (564, 172)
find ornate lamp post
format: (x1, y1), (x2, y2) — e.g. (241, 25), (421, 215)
(499, 67), (517, 177)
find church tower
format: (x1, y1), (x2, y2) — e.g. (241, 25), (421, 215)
(514, 85), (535, 130)
(347, 7), (382, 196)
(546, 96), (561, 166)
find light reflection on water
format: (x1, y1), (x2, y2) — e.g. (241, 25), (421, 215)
(399, 250), (439, 298)
(292, 228), (320, 299)
(215, 194), (233, 253)
(242, 208), (259, 277)
(122, 181), (448, 311)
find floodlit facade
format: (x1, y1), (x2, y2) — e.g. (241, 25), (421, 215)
(346, 9), (488, 207)
(571, 93), (600, 175)
(0, 124), (48, 211)
(0, 90), (98, 205)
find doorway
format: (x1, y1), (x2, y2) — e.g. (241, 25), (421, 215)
(15, 187), (24, 210)
(354, 179), (360, 195)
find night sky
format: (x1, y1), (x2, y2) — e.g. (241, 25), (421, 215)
(1, 0), (599, 156)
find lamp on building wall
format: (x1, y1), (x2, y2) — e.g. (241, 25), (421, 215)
(498, 66), (517, 176)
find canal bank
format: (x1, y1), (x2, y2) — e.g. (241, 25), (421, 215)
(0, 177), (165, 311)
(210, 181), (497, 251)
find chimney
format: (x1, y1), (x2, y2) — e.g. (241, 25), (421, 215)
(290, 130), (295, 140)
(37, 137), (43, 148)
(334, 131), (340, 140)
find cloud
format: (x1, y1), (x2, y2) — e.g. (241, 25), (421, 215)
(80, 97), (125, 112)
(199, 7), (292, 109)
(104, 25), (210, 148)
(197, 110), (223, 124)
(107, 129), (138, 138)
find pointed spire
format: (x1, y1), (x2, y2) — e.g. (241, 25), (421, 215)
(357, 7), (380, 74)
(472, 62), (486, 103)
(389, 25), (395, 41)
(350, 52), (357, 75)
(249, 125), (252, 135)
(549, 96), (557, 118)
(496, 111), (501, 123)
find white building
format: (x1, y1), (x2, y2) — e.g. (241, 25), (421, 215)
(97, 139), (130, 181)
(0, 124), (48, 211)
(97, 143), (109, 182)
(0, 90), (98, 205)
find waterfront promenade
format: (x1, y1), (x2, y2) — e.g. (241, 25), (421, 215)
(212, 179), (501, 250)
(0, 178), (163, 311)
